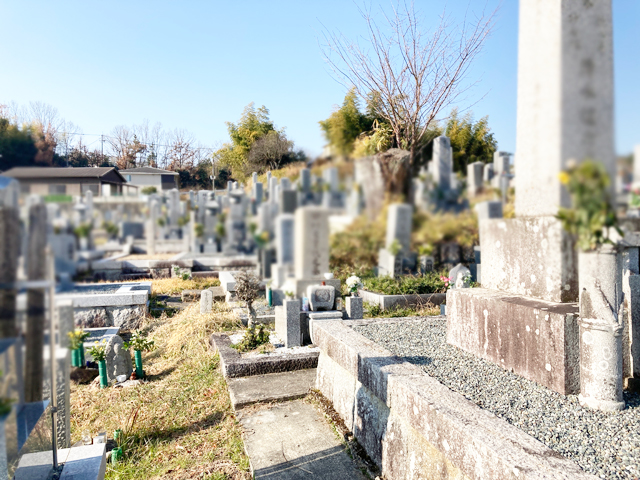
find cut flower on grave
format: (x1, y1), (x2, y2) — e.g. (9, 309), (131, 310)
(346, 275), (363, 296)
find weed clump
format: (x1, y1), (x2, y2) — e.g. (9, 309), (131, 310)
(233, 324), (270, 353)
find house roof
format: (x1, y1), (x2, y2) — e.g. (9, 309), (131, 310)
(119, 167), (179, 175)
(1, 167), (127, 183)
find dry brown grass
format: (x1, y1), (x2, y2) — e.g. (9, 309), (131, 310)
(151, 277), (221, 296)
(70, 302), (249, 480)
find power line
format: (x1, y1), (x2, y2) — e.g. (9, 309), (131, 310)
(60, 132), (218, 151)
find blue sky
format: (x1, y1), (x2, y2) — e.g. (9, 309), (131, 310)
(0, 1), (637, 158)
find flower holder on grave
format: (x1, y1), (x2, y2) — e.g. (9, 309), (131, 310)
(72, 346), (86, 368)
(134, 350), (144, 379)
(98, 360), (108, 388)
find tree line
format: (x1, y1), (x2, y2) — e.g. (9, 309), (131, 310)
(0, 100), (307, 189)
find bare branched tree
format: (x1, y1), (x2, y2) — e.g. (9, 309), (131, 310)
(247, 131), (294, 174)
(108, 125), (147, 169)
(322, 1), (496, 194)
(134, 119), (167, 168)
(166, 128), (198, 171)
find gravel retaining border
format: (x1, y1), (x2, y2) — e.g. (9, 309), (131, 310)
(352, 316), (640, 480)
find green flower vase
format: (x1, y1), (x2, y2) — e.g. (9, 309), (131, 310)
(134, 350), (144, 378)
(98, 360), (108, 388)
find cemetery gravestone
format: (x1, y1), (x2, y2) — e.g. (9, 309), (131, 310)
(378, 203), (415, 278)
(447, 0), (616, 398)
(284, 206), (340, 297)
(483, 163), (495, 183)
(475, 201), (503, 221)
(467, 161), (484, 198)
(273, 214), (295, 288)
(168, 189), (181, 227)
(200, 289), (213, 313)
(280, 190), (298, 214)
(432, 136), (453, 191)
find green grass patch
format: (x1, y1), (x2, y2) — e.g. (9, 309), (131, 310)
(362, 272), (448, 295)
(364, 302), (441, 318)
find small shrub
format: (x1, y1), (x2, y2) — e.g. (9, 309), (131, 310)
(233, 324), (270, 352)
(172, 265), (192, 280)
(388, 239), (402, 256)
(73, 223), (92, 238)
(235, 271), (261, 324)
(177, 215), (190, 227)
(141, 186), (157, 195)
(102, 221), (119, 238)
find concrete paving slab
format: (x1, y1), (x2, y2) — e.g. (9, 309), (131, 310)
(240, 400), (366, 480)
(228, 369), (316, 409)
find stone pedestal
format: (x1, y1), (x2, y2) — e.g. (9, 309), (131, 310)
(345, 296), (363, 320)
(275, 299), (301, 348)
(479, 217), (577, 303)
(447, 288), (580, 395)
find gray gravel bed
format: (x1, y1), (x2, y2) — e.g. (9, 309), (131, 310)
(353, 317), (640, 480)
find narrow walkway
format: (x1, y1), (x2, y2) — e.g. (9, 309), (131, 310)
(231, 370), (367, 479)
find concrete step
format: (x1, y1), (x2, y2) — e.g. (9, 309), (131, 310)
(228, 368), (316, 410)
(239, 400), (367, 480)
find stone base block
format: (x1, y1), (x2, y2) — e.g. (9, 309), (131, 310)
(345, 296), (363, 319)
(275, 299), (302, 347)
(446, 288), (579, 395)
(480, 217), (577, 303)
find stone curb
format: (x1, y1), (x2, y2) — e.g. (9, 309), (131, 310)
(359, 290), (446, 310)
(57, 291), (148, 307)
(210, 333), (318, 378)
(314, 320), (598, 480)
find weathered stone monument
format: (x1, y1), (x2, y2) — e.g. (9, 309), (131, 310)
(272, 214), (295, 288)
(377, 203), (415, 278)
(466, 161), (484, 198)
(431, 136), (452, 192)
(285, 206), (340, 297)
(447, 0), (616, 397)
